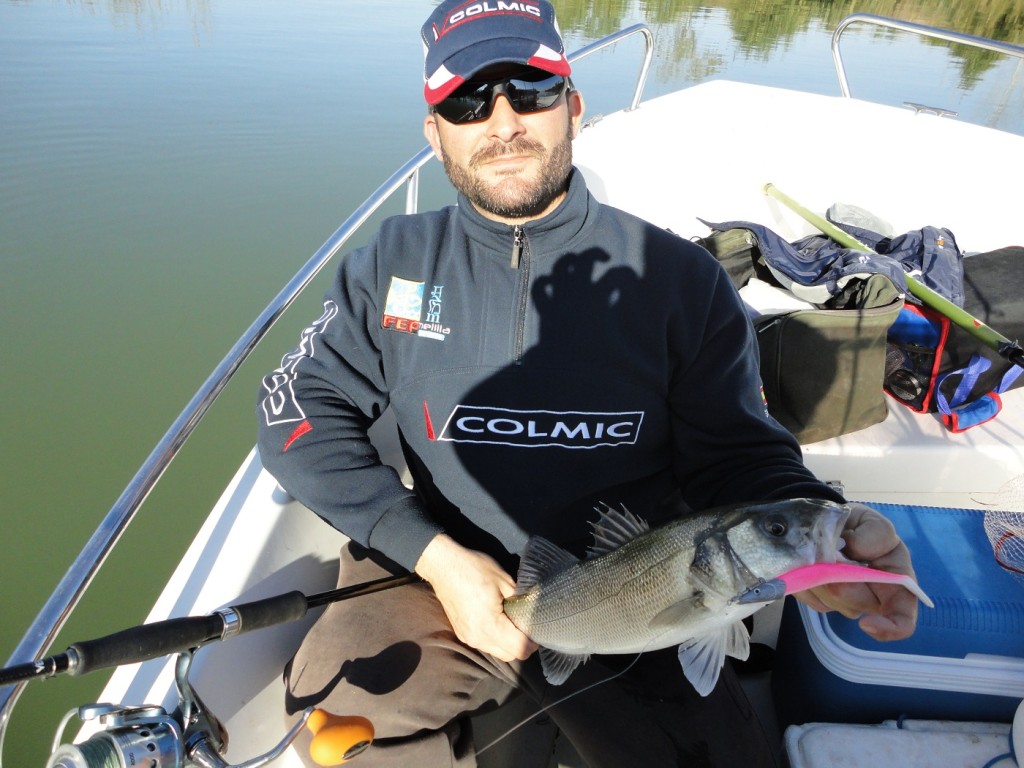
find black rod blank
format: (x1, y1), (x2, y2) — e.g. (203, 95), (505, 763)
(0, 573), (417, 686)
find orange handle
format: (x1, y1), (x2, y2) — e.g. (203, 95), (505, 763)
(306, 709), (374, 766)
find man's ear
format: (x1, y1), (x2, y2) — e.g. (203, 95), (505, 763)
(424, 113), (444, 161)
(568, 90), (586, 139)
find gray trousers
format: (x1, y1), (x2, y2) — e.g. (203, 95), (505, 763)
(283, 543), (779, 767)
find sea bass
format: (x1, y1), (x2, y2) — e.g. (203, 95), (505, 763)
(503, 498), (850, 696)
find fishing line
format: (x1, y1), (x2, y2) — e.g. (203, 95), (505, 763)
(475, 650), (646, 756)
(474, 619), (700, 758)
(475, 597), (760, 756)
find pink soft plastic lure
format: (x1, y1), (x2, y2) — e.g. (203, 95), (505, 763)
(737, 562), (934, 608)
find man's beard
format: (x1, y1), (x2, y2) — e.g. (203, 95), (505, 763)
(441, 128), (574, 219)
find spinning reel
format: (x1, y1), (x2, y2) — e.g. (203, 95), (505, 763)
(46, 651), (372, 768)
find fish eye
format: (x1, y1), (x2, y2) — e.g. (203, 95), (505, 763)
(762, 516), (788, 537)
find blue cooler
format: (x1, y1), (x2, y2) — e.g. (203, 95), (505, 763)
(773, 503), (1024, 726)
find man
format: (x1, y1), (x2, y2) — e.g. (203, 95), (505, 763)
(257, 2), (920, 765)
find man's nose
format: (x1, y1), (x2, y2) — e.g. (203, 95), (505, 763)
(486, 95), (526, 141)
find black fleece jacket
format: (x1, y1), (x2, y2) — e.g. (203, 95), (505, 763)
(257, 169), (842, 572)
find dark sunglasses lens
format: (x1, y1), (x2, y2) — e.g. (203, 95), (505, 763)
(435, 74), (566, 124)
(434, 82), (498, 124)
(506, 74), (567, 112)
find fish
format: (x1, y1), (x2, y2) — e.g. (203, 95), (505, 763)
(503, 497), (852, 696)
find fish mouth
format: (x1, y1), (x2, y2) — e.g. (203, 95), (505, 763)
(810, 502), (853, 564)
(732, 502), (855, 607)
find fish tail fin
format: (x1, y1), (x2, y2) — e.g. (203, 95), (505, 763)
(540, 647), (591, 686)
(677, 621), (750, 697)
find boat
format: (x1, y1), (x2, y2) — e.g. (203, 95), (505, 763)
(2, 13), (1024, 768)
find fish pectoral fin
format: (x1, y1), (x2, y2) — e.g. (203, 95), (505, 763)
(647, 595), (705, 631)
(723, 620), (751, 660)
(539, 647), (590, 686)
(676, 621), (751, 697)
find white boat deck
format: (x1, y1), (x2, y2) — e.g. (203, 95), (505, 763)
(575, 79), (1024, 254)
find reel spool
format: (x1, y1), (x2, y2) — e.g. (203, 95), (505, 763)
(46, 704), (182, 768)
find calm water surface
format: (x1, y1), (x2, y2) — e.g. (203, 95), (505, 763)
(1, 0), (1021, 762)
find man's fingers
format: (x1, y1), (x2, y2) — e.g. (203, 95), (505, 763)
(798, 579), (920, 642)
(858, 598), (918, 641)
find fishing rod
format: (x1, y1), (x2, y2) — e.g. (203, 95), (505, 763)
(0, 572), (418, 687)
(762, 182), (1024, 370)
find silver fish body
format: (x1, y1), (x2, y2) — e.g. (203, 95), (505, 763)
(503, 497), (849, 694)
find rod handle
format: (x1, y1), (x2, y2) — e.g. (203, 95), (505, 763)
(67, 591), (307, 676)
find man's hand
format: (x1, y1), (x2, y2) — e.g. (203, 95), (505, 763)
(795, 502), (920, 641)
(415, 534), (538, 662)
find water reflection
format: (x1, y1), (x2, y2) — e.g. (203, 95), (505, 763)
(555, 0), (1023, 97)
(48, 0), (1024, 82)
(63, 0), (213, 40)
(555, 0), (1024, 48)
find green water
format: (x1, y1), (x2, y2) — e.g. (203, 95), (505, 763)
(1, 0), (1021, 763)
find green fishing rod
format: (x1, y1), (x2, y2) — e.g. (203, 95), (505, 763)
(763, 182), (1024, 370)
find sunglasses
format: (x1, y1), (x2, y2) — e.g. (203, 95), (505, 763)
(433, 72), (569, 125)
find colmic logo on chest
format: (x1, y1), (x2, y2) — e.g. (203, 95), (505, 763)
(436, 405), (644, 448)
(382, 276), (449, 341)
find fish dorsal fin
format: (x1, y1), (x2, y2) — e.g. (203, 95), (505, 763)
(539, 647), (590, 686)
(514, 536), (578, 596)
(676, 621), (751, 697)
(587, 503), (650, 558)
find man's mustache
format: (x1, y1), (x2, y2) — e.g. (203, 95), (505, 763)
(470, 138), (545, 168)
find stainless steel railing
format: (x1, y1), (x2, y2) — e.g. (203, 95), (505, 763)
(832, 13), (1024, 99)
(0, 23), (655, 763)
(570, 23), (654, 111)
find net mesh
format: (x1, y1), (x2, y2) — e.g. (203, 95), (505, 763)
(980, 476), (1024, 585)
(985, 511), (1024, 586)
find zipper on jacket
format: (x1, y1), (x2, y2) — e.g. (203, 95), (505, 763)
(511, 224), (525, 268)
(512, 226), (530, 361)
